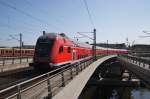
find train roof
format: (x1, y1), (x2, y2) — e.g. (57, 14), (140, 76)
(39, 33), (128, 51)
(71, 39), (126, 50)
(39, 33), (58, 39)
(39, 33), (70, 39)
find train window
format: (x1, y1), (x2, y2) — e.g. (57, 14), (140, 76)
(6, 50), (8, 53)
(35, 38), (54, 57)
(9, 50), (12, 53)
(1, 50), (4, 54)
(59, 46), (63, 53)
(68, 47), (71, 53)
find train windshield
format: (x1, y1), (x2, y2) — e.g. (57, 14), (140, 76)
(35, 38), (54, 57)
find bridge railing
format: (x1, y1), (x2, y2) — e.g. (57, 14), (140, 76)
(0, 55), (105, 99)
(119, 55), (150, 69)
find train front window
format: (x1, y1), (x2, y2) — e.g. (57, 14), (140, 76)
(59, 46), (63, 53)
(35, 38), (54, 57)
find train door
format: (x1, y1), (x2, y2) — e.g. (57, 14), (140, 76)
(72, 50), (76, 61)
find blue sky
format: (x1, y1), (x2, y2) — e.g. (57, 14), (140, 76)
(0, 0), (150, 47)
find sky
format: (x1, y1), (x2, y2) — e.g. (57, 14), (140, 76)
(0, 0), (150, 47)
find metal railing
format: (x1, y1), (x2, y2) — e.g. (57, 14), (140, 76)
(0, 57), (32, 66)
(119, 55), (150, 69)
(0, 57), (33, 65)
(0, 55), (105, 99)
(0, 57), (32, 72)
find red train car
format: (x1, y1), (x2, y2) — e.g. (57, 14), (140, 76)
(0, 48), (34, 57)
(31, 32), (128, 69)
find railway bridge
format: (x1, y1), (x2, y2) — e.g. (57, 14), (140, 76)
(0, 55), (150, 99)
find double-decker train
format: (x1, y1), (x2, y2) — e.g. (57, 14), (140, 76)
(0, 48), (34, 57)
(30, 32), (128, 69)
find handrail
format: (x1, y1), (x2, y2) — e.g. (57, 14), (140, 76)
(0, 62), (72, 93)
(119, 55), (150, 69)
(0, 57), (32, 66)
(0, 57), (33, 72)
(0, 55), (104, 99)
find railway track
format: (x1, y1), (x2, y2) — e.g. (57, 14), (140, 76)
(0, 66), (46, 90)
(0, 67), (33, 77)
(0, 56), (97, 98)
(0, 61), (80, 98)
(0, 55), (107, 98)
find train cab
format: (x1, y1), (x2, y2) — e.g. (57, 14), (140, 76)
(32, 32), (74, 69)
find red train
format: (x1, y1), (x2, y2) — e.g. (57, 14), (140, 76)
(31, 32), (128, 69)
(0, 48), (34, 57)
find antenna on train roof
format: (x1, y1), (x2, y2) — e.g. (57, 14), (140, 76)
(43, 31), (46, 35)
(59, 33), (66, 37)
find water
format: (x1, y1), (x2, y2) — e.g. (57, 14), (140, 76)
(79, 60), (150, 99)
(130, 88), (150, 99)
(79, 86), (150, 99)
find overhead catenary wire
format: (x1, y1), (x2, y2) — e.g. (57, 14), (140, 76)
(24, 0), (49, 15)
(0, 21), (39, 35)
(0, 8), (43, 33)
(83, 0), (95, 28)
(23, 0), (66, 26)
(0, 0), (62, 31)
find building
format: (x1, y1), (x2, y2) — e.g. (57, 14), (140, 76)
(131, 44), (150, 52)
(95, 43), (127, 49)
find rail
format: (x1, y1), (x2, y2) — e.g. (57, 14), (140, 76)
(0, 55), (104, 99)
(0, 57), (33, 72)
(119, 55), (150, 69)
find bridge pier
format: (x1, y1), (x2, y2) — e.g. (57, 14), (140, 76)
(118, 56), (150, 88)
(86, 59), (142, 88)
